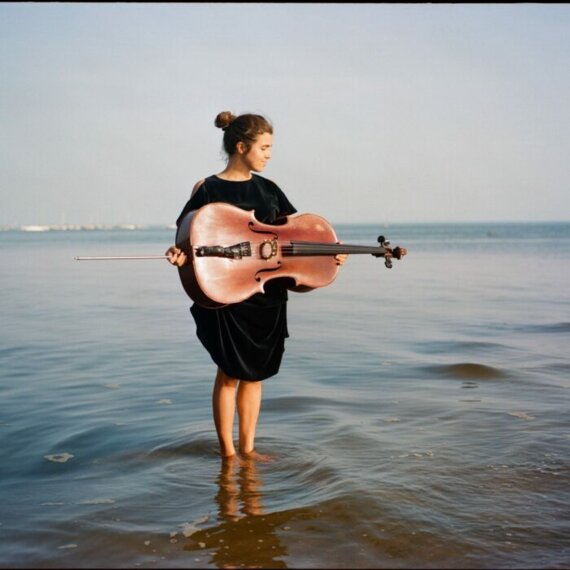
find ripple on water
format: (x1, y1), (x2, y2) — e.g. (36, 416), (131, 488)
(517, 321), (570, 334)
(425, 362), (508, 380)
(414, 340), (509, 355)
(147, 432), (220, 461)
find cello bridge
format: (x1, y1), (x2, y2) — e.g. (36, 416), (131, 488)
(259, 239), (278, 260)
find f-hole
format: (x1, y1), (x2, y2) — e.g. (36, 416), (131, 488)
(248, 221), (278, 239)
(255, 261), (282, 282)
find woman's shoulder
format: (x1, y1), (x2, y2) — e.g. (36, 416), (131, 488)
(252, 175), (296, 216)
(190, 174), (229, 198)
(252, 174), (282, 192)
(191, 178), (209, 197)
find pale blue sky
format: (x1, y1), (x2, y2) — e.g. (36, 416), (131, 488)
(1, 3), (569, 226)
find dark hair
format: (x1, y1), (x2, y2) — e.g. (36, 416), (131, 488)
(214, 111), (273, 156)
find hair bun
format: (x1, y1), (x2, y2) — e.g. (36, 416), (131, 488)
(214, 111), (237, 131)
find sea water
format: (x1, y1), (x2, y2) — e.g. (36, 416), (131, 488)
(0, 222), (569, 568)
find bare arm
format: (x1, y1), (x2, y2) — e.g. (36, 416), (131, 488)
(165, 180), (205, 267)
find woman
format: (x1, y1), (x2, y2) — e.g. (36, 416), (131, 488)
(166, 111), (346, 461)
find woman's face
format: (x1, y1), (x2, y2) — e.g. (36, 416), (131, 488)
(240, 132), (273, 172)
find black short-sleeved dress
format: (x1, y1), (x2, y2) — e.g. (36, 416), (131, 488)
(176, 174), (297, 381)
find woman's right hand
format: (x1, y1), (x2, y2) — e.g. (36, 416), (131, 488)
(165, 245), (187, 267)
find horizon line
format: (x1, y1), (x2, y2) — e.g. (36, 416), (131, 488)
(2, 219), (570, 232)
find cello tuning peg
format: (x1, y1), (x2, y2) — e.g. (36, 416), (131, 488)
(378, 235), (393, 269)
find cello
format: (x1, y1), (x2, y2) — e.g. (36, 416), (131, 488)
(175, 202), (406, 308)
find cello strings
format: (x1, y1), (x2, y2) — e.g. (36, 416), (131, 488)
(191, 242), (386, 255)
(280, 243), (385, 255)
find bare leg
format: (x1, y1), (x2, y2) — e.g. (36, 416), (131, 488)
(236, 380), (262, 455)
(212, 368), (238, 458)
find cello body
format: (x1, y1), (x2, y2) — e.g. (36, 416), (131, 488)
(175, 202), (340, 308)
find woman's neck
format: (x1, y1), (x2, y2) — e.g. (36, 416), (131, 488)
(217, 157), (253, 181)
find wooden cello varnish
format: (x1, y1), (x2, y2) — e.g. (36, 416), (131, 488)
(175, 202), (400, 309)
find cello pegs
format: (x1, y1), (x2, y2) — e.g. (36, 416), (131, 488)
(378, 235), (393, 268)
(377, 235), (390, 247)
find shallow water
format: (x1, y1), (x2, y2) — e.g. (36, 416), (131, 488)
(1, 223), (569, 568)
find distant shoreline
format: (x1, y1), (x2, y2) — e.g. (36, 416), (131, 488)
(2, 220), (569, 233)
(0, 224), (178, 232)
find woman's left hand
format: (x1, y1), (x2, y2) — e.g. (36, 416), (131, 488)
(165, 245), (187, 267)
(335, 241), (348, 266)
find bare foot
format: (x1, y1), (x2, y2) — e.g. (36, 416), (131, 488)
(220, 452), (238, 463)
(240, 449), (275, 463)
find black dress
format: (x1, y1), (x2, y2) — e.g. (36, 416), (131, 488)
(176, 174), (298, 381)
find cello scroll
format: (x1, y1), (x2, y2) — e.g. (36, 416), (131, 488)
(377, 236), (405, 269)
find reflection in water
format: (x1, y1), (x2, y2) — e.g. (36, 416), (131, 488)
(217, 455), (264, 520)
(184, 456), (288, 568)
